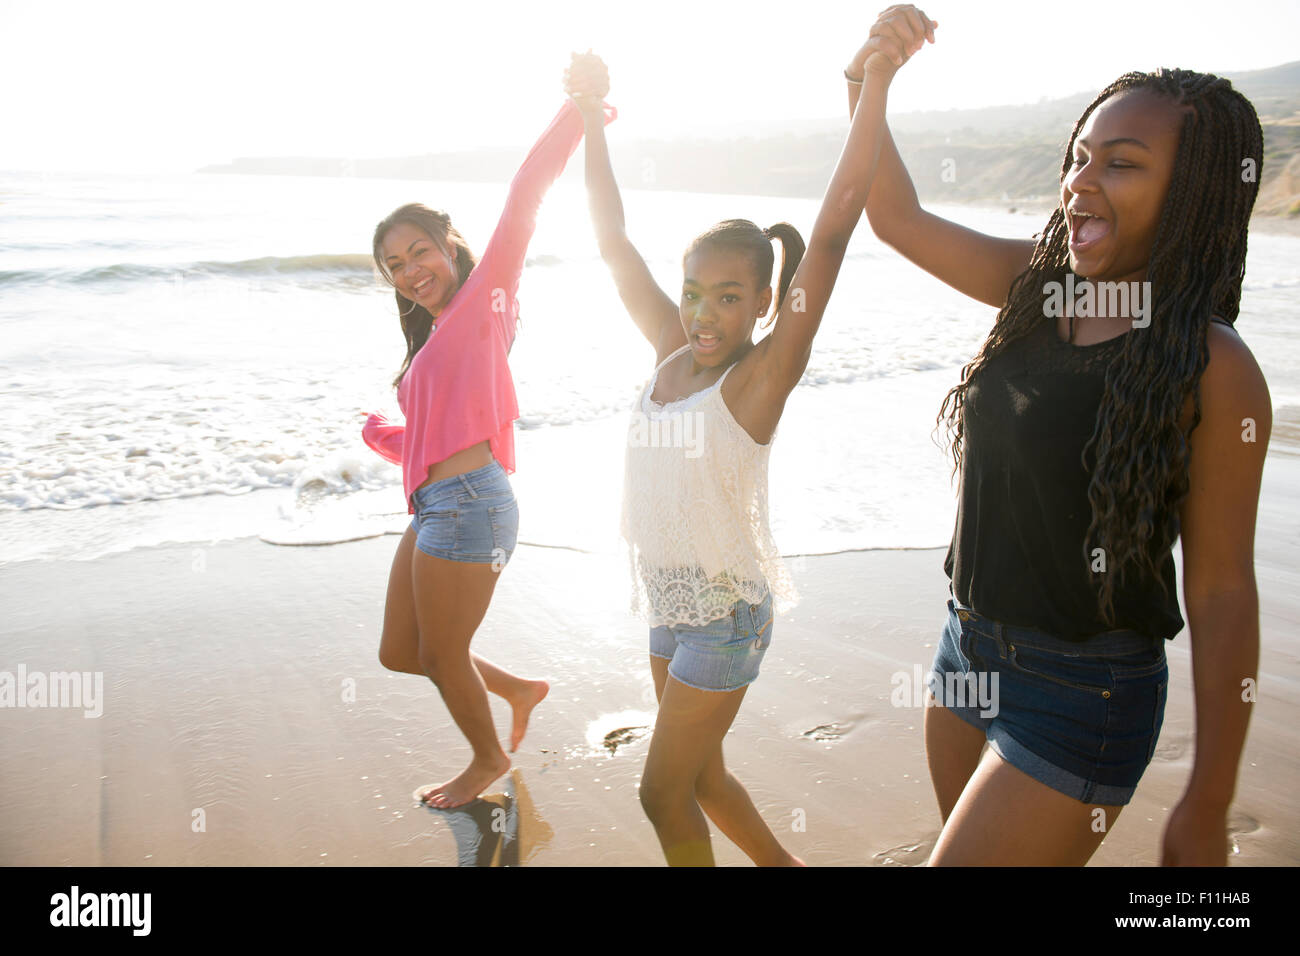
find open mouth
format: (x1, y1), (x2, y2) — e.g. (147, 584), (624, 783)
(412, 276), (436, 299)
(1067, 208), (1110, 252)
(693, 330), (721, 352)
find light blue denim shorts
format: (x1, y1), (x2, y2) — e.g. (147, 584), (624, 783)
(649, 592), (774, 692)
(408, 462), (519, 565)
(929, 598), (1168, 806)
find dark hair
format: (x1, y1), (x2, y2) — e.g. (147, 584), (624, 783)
(683, 219), (806, 328)
(372, 203), (478, 388)
(937, 68), (1263, 622)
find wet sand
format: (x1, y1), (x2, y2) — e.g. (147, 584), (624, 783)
(1, 430), (1297, 867)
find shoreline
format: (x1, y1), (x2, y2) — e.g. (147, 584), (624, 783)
(5, 403), (1294, 572)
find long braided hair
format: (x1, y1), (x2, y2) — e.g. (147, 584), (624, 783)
(937, 69), (1263, 622)
(371, 203), (478, 388)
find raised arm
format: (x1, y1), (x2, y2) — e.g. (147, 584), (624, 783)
(741, 34), (900, 403)
(478, 95), (617, 297)
(566, 53), (682, 360)
(362, 411), (405, 466)
(847, 6), (1035, 309)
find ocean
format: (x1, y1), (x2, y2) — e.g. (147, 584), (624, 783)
(2, 168), (1297, 565)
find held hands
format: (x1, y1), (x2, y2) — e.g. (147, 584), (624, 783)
(847, 5), (937, 81)
(564, 50), (609, 118)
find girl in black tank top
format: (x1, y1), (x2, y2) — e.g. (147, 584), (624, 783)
(946, 314), (1190, 643)
(851, 9), (1270, 868)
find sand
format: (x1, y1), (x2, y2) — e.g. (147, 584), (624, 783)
(2, 428), (1297, 867)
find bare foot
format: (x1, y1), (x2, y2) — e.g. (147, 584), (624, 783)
(420, 753), (511, 810)
(507, 679), (549, 753)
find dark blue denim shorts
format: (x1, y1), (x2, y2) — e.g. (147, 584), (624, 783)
(408, 462), (518, 565)
(928, 599), (1168, 806)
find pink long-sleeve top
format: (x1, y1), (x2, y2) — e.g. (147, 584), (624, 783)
(363, 99), (616, 512)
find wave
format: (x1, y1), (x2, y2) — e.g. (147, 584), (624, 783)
(0, 238), (172, 253)
(0, 253), (379, 288)
(0, 249), (587, 288)
(1243, 276), (1300, 290)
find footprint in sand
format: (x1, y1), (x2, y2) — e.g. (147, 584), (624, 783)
(602, 726), (651, 755)
(585, 710), (656, 757)
(801, 720), (856, 742)
(1151, 731), (1190, 762)
(870, 832), (939, 866)
(1227, 811), (1261, 856)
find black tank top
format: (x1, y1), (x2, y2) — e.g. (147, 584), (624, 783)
(944, 315), (1186, 642)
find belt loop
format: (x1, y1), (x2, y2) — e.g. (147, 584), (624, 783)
(457, 473), (478, 499)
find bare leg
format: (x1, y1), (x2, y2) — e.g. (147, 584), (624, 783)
(639, 665), (790, 868)
(378, 528), (548, 752)
(928, 746), (1123, 865)
(472, 657), (549, 753)
(648, 657), (799, 866)
(923, 696), (987, 823)
(409, 548), (512, 808)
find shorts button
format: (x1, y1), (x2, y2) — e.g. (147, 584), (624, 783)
(958, 610), (971, 621)
(1102, 690), (1111, 699)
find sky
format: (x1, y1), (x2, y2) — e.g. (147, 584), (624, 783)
(2, 0), (1298, 172)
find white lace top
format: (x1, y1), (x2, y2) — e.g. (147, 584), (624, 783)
(621, 345), (798, 627)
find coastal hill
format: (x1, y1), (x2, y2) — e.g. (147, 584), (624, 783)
(200, 61), (1300, 217)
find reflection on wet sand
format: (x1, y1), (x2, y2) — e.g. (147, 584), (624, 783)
(421, 770), (552, 866)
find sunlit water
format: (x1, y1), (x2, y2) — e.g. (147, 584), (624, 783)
(2, 168), (1297, 563)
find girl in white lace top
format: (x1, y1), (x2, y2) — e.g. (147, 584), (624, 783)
(566, 45), (898, 866)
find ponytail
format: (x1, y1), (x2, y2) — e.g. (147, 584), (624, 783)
(762, 221), (806, 329)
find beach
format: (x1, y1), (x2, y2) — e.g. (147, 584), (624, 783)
(2, 422), (1296, 867)
(3, 167), (1298, 868)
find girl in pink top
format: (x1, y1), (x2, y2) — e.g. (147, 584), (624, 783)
(362, 95), (615, 810)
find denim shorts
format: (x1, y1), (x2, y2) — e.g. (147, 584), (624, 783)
(928, 598), (1168, 806)
(649, 592), (774, 692)
(408, 462), (519, 565)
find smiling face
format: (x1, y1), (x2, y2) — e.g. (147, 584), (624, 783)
(1062, 88), (1187, 284)
(680, 246), (773, 366)
(379, 221), (460, 316)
